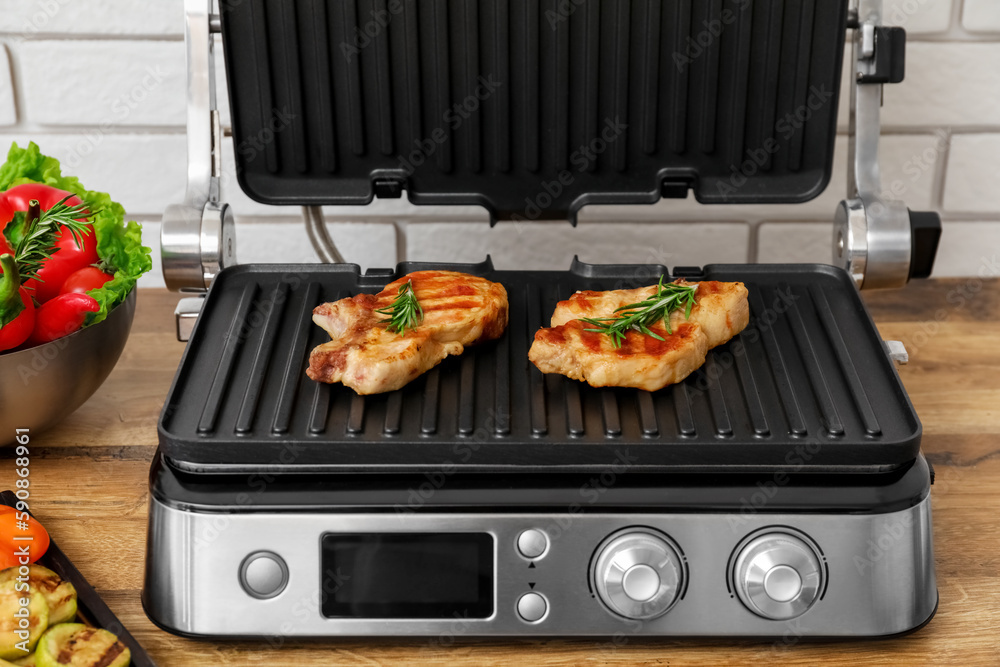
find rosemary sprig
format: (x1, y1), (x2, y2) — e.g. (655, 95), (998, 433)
(376, 279), (424, 334)
(580, 276), (697, 349)
(13, 196), (92, 285)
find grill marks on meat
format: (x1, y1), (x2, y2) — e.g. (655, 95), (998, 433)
(530, 280), (749, 391)
(307, 271), (508, 394)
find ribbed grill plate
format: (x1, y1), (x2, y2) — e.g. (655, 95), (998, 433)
(219, 0), (848, 219)
(158, 260), (921, 473)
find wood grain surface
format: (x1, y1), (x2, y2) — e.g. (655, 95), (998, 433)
(5, 282), (1000, 665)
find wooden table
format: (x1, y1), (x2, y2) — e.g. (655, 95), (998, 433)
(12, 282), (1000, 665)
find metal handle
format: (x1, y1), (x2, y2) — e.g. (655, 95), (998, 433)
(835, 0), (938, 290)
(161, 0), (234, 292)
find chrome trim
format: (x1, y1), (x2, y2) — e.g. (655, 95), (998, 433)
(144, 495), (936, 637)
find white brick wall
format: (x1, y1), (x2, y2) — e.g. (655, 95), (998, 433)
(0, 0), (997, 287)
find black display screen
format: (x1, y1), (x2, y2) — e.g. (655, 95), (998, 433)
(321, 533), (494, 619)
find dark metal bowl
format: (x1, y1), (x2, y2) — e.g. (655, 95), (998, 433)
(0, 289), (136, 444)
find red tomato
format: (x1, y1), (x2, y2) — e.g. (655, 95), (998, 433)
(0, 184), (97, 304)
(0, 254), (35, 352)
(59, 266), (114, 296)
(0, 506), (50, 569)
(28, 292), (99, 345)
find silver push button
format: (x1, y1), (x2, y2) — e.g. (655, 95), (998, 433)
(517, 592), (548, 623)
(763, 565), (802, 603)
(591, 528), (684, 620)
(733, 532), (822, 620)
(622, 564), (661, 602)
(239, 552), (288, 599)
(516, 529), (548, 560)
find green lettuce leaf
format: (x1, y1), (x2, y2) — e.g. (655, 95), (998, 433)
(0, 141), (152, 325)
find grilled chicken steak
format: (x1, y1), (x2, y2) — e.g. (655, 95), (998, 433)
(529, 280), (749, 391)
(307, 271), (508, 394)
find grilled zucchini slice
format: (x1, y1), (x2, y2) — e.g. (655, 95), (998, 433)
(0, 657), (31, 667)
(0, 566), (76, 626)
(0, 582), (48, 661)
(35, 624), (129, 667)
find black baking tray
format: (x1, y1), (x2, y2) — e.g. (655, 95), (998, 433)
(158, 259), (921, 473)
(0, 491), (156, 667)
(219, 0), (848, 221)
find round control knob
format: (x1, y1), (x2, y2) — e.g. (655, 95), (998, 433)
(591, 529), (684, 620)
(733, 532), (823, 620)
(239, 552), (288, 599)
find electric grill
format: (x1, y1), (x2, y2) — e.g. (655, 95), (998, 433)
(146, 0), (941, 638)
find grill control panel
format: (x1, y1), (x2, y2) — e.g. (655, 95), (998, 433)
(146, 498), (936, 638)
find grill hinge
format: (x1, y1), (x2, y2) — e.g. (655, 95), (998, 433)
(857, 25), (905, 85)
(833, 0), (939, 291)
(161, 0), (236, 293)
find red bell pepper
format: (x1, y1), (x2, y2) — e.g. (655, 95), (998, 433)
(0, 253), (35, 352)
(0, 184), (96, 303)
(28, 292), (100, 345)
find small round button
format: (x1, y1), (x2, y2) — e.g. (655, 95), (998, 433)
(516, 529), (548, 560)
(239, 552), (288, 599)
(764, 565), (802, 603)
(516, 592), (548, 623)
(622, 564), (661, 602)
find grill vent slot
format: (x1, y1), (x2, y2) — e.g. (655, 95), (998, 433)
(235, 283), (289, 434)
(198, 283), (259, 434)
(528, 284), (548, 436)
(271, 282), (320, 434)
(786, 284), (845, 437)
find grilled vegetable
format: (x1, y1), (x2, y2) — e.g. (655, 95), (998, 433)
(9, 652), (37, 666)
(34, 624), (129, 667)
(0, 566), (76, 626)
(0, 582), (48, 661)
(0, 657), (33, 667)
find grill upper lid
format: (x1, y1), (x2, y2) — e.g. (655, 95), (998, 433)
(158, 260), (921, 474)
(220, 0), (849, 222)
